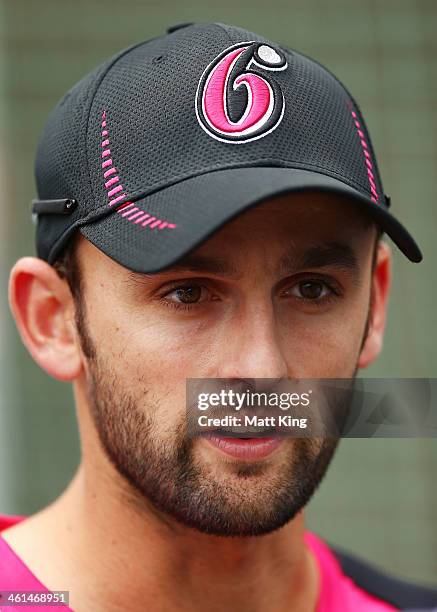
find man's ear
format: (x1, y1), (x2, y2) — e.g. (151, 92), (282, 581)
(8, 256), (83, 380)
(357, 240), (392, 369)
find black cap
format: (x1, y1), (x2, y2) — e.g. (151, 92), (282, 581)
(32, 22), (423, 271)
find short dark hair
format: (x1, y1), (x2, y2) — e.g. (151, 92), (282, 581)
(52, 231), (83, 302)
(52, 232), (95, 359)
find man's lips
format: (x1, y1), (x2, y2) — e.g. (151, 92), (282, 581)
(202, 431), (283, 460)
(203, 426), (277, 438)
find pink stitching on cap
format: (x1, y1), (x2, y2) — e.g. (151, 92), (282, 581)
(126, 210), (145, 221)
(142, 216), (156, 226)
(134, 213), (149, 224)
(105, 176), (119, 189)
(121, 206), (138, 217)
(104, 167), (117, 178)
(100, 109), (177, 231)
(109, 194), (126, 206)
(107, 184), (123, 197)
(116, 202), (133, 212)
(349, 107), (379, 204)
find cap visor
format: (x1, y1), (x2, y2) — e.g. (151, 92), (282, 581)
(80, 167), (423, 273)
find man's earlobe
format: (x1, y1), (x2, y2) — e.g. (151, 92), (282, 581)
(8, 257), (83, 381)
(357, 241), (392, 369)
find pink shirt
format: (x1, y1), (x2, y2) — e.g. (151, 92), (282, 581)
(0, 514), (396, 611)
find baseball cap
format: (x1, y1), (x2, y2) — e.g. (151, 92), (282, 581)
(31, 21), (423, 271)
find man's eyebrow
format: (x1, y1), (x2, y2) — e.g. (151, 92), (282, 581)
(277, 242), (360, 275)
(126, 242), (360, 283)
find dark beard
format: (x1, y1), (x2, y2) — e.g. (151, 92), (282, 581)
(83, 352), (340, 537)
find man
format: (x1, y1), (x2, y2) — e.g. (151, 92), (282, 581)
(1, 21), (435, 612)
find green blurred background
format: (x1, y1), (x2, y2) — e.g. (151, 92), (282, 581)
(1, 0), (436, 585)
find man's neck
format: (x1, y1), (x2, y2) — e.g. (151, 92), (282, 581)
(2, 463), (319, 612)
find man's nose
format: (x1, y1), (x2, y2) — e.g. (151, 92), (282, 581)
(218, 300), (289, 385)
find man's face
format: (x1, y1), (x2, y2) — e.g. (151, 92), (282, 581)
(74, 192), (377, 536)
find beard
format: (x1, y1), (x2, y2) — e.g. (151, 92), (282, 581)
(76, 291), (366, 538)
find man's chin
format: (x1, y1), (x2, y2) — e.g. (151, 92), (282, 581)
(156, 435), (340, 537)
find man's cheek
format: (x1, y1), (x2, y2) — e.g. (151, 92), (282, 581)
(120, 355), (187, 427)
(282, 322), (363, 376)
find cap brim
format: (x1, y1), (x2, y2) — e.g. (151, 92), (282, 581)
(80, 167), (423, 273)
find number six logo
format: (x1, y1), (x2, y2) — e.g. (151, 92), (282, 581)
(195, 42), (288, 144)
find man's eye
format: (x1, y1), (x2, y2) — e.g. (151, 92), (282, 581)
(286, 280), (335, 301)
(164, 284), (205, 304)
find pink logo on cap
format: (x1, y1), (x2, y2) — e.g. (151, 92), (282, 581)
(195, 42), (287, 143)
